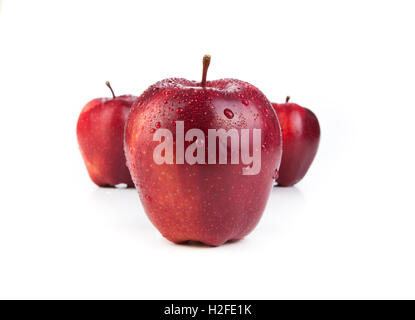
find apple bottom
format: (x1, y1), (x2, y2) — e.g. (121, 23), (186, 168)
(135, 163), (274, 246)
(80, 149), (135, 188)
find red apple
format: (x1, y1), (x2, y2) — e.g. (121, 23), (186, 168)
(272, 97), (320, 186)
(124, 55), (282, 246)
(77, 82), (137, 187)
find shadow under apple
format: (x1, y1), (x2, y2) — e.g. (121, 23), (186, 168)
(88, 187), (150, 237)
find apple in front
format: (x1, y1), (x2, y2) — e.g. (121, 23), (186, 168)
(124, 56), (282, 246)
(77, 82), (137, 187)
(272, 97), (320, 186)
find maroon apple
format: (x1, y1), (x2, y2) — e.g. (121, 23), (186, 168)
(124, 55), (282, 246)
(77, 81), (137, 187)
(272, 97), (320, 186)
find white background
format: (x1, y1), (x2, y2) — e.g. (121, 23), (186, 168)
(0, 0), (414, 299)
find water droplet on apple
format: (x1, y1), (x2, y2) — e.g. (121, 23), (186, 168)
(176, 107), (183, 114)
(242, 99), (249, 106)
(196, 138), (205, 146)
(224, 108), (234, 119)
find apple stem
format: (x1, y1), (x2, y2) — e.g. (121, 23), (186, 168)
(105, 81), (116, 98)
(286, 96), (290, 103)
(201, 54), (211, 87)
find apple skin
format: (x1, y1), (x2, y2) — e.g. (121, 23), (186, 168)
(124, 78), (282, 246)
(77, 95), (137, 187)
(272, 101), (320, 186)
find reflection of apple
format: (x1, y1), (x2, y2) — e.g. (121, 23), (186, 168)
(77, 82), (137, 187)
(125, 55), (282, 246)
(272, 97), (320, 186)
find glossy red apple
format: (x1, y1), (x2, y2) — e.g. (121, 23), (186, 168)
(272, 97), (320, 186)
(125, 55), (282, 246)
(77, 82), (137, 187)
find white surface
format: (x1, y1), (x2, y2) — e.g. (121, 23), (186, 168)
(0, 0), (414, 299)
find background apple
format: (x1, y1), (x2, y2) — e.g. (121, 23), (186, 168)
(272, 97), (320, 186)
(124, 56), (282, 246)
(77, 82), (137, 187)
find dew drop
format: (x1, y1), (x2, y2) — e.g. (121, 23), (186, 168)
(242, 99), (249, 106)
(176, 107), (183, 114)
(196, 138), (205, 147)
(224, 108), (234, 119)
